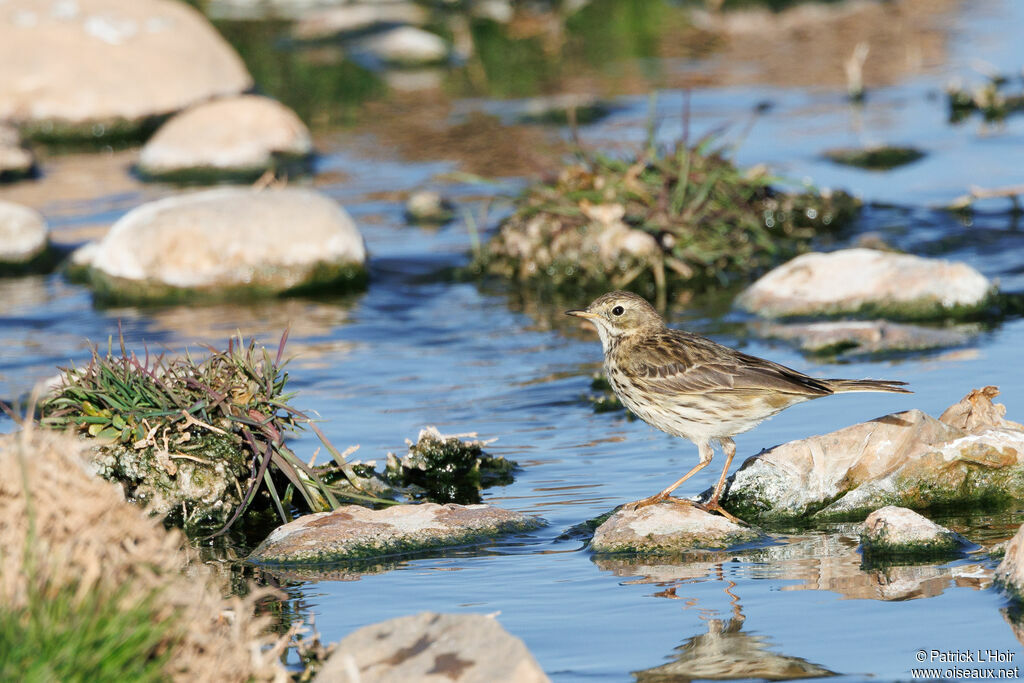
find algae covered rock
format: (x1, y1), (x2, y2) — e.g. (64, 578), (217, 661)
(0, 0), (252, 142)
(476, 146), (858, 294)
(860, 506), (969, 560)
(248, 503), (543, 564)
(316, 612), (549, 683)
(737, 248), (995, 319)
(138, 95), (313, 182)
(751, 319), (975, 357)
(716, 386), (1024, 524)
(385, 426), (517, 503)
(80, 187), (367, 303)
(591, 502), (761, 554)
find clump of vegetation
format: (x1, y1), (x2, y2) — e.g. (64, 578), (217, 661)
(823, 145), (925, 171)
(37, 332), (383, 535)
(474, 136), (859, 295)
(947, 73), (1024, 123)
(0, 427), (288, 681)
(586, 374), (632, 415)
(384, 427), (517, 504)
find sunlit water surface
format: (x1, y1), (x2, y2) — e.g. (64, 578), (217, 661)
(2, 1), (1024, 680)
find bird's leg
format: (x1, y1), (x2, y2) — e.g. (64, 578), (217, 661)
(626, 442), (713, 511)
(702, 438), (744, 525)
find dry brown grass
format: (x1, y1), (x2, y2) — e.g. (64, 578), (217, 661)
(0, 424), (291, 682)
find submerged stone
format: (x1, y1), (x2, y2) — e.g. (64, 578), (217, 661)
(404, 190), (455, 224)
(860, 506), (970, 560)
(0, 0), (251, 142)
(316, 612), (549, 683)
(737, 248), (995, 319)
(80, 187), (367, 303)
(751, 319), (975, 356)
(248, 503), (543, 564)
(591, 502), (761, 554)
(823, 145), (925, 170)
(715, 386), (1024, 524)
(137, 95), (313, 182)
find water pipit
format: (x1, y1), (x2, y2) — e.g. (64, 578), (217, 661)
(567, 291), (911, 523)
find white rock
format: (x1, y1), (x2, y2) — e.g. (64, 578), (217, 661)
(591, 502), (760, 553)
(0, 200), (48, 263)
(737, 248), (993, 317)
(87, 187), (365, 296)
(0, 124), (33, 179)
(0, 0), (252, 129)
(316, 612), (549, 683)
(138, 95), (312, 177)
(355, 26), (448, 65)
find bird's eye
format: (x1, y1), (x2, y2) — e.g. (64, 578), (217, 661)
(612, 305), (624, 316)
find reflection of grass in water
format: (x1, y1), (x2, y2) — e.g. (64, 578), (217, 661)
(213, 20), (386, 128)
(466, 20), (558, 97)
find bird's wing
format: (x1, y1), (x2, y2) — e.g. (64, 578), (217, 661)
(621, 331), (832, 398)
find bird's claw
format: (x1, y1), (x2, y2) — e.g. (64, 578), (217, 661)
(701, 500), (746, 525)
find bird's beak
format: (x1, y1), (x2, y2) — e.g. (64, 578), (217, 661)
(565, 309), (599, 320)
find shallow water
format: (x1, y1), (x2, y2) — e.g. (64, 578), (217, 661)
(3, 0), (1024, 680)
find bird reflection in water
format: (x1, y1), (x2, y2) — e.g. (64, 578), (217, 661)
(633, 566), (836, 682)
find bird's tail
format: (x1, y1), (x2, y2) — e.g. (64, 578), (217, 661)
(825, 378), (912, 394)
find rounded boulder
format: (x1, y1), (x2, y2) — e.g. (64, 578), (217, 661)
(84, 187), (367, 302)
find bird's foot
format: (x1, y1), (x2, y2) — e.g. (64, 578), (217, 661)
(701, 500), (746, 525)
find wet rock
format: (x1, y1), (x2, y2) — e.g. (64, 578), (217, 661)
(137, 95), (313, 181)
(860, 506), (969, 559)
(516, 93), (611, 125)
(353, 26), (449, 66)
(0, 0), (252, 141)
(591, 503), (761, 554)
(0, 200), (49, 268)
(737, 248), (995, 319)
(292, 2), (428, 41)
(404, 190), (455, 224)
(751, 319), (974, 356)
(472, 0), (515, 24)
(316, 612), (549, 683)
(716, 387), (1024, 523)
(80, 187), (367, 303)
(0, 124), (34, 181)
(996, 523), (1024, 602)
(248, 502), (543, 563)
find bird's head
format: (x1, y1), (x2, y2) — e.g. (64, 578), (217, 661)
(566, 291), (664, 348)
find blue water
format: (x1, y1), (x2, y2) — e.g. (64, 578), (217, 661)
(3, 1), (1024, 680)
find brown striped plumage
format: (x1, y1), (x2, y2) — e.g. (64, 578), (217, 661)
(567, 291), (911, 523)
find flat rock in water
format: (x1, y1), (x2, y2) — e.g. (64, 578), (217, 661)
(138, 95), (312, 179)
(0, 200), (48, 265)
(0, 124), (33, 180)
(860, 506), (969, 559)
(715, 386), (1024, 523)
(248, 503), (543, 563)
(591, 502), (760, 554)
(0, 0), (251, 136)
(997, 524), (1024, 602)
(737, 248), (994, 318)
(752, 319), (974, 355)
(315, 612), (549, 683)
(81, 187), (366, 302)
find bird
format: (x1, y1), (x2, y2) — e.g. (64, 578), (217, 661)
(566, 290), (911, 523)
